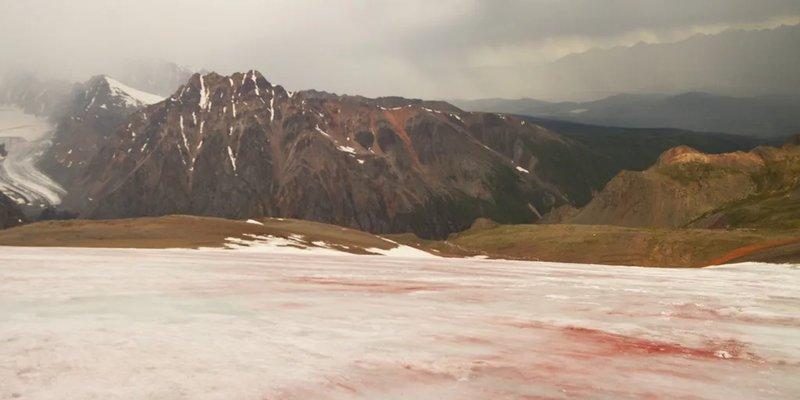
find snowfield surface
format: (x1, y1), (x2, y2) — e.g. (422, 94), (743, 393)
(0, 247), (798, 399)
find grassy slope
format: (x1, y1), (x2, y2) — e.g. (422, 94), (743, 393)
(1, 215), (797, 267)
(689, 145), (800, 230)
(0, 215), (397, 253)
(391, 224), (800, 267)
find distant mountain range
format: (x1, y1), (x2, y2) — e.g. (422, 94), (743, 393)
(522, 117), (762, 178)
(454, 91), (800, 138)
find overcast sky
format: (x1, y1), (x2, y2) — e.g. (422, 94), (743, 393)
(2, 0), (799, 99)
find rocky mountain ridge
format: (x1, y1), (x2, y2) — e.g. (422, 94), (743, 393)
(72, 70), (614, 238)
(548, 137), (800, 229)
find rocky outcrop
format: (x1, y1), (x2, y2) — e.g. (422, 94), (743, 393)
(689, 137), (800, 230)
(75, 70), (606, 238)
(655, 145), (764, 171)
(552, 140), (800, 229)
(0, 192), (25, 229)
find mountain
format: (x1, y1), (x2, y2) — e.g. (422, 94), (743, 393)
(549, 137), (800, 229)
(454, 92), (800, 139)
(516, 23), (800, 101)
(35, 76), (160, 207)
(0, 191), (26, 229)
(68, 70), (620, 238)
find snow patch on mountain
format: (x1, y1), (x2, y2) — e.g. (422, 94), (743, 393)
(104, 76), (163, 107)
(227, 146), (237, 172)
(198, 75), (210, 110)
(337, 145), (357, 155)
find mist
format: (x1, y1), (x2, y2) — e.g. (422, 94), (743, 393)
(2, 0), (800, 100)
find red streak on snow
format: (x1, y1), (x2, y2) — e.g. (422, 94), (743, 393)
(289, 276), (470, 294)
(278, 301), (308, 309)
(561, 326), (719, 359)
(507, 320), (756, 362)
(608, 302), (800, 328)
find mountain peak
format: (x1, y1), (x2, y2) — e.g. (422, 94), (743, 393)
(656, 145), (765, 170)
(102, 76), (163, 106)
(173, 70), (281, 112)
(82, 75), (163, 110)
(656, 145), (703, 165)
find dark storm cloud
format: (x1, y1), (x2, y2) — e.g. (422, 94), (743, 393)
(413, 0), (800, 45)
(1, 0), (798, 99)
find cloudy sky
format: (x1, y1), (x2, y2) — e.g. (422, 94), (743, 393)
(2, 0), (799, 99)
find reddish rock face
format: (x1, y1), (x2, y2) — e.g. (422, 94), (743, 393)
(65, 71), (603, 238)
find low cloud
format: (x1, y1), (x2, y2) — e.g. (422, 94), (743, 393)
(1, 0), (798, 99)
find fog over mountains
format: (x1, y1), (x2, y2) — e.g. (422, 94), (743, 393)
(2, 1), (799, 100)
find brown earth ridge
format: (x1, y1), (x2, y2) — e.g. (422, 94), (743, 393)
(0, 215), (797, 267)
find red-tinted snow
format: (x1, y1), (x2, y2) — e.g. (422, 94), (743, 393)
(0, 247), (798, 399)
